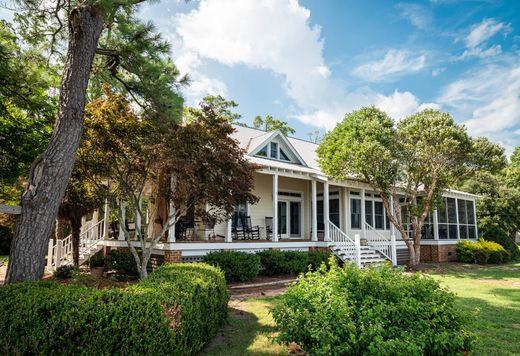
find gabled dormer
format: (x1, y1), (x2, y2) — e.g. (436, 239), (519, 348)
(248, 130), (307, 166)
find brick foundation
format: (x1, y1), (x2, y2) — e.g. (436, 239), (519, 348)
(420, 244), (457, 263)
(164, 250), (183, 263)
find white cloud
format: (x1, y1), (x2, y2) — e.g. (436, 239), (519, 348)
(458, 18), (511, 60)
(352, 49), (426, 82)
(431, 67), (446, 77)
(396, 3), (432, 30)
(437, 62), (520, 151)
(374, 90), (440, 120)
(465, 18), (509, 49)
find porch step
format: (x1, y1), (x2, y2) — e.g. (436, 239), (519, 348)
(329, 242), (389, 268)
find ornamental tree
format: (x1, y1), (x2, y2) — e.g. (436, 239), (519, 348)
(253, 115), (295, 136)
(317, 107), (505, 266)
(78, 92), (257, 279)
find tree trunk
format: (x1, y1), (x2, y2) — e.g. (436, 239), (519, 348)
(55, 216), (66, 240)
(6, 7), (104, 283)
(70, 214), (82, 267)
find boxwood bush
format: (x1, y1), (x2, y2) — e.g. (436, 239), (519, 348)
(203, 251), (260, 282)
(272, 261), (475, 355)
(481, 226), (520, 260)
(457, 238), (511, 264)
(257, 250), (331, 276)
(0, 263), (228, 355)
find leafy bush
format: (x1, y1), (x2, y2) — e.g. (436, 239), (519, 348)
(257, 250), (332, 276)
(53, 265), (76, 279)
(89, 254), (105, 268)
(481, 226), (520, 260)
(203, 251), (260, 282)
(106, 249), (138, 276)
(457, 238), (510, 264)
(272, 261), (475, 355)
(0, 263), (228, 355)
(0, 225), (12, 255)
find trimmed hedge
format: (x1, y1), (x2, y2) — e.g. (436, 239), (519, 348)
(457, 238), (511, 264)
(203, 251), (260, 282)
(272, 261), (475, 355)
(481, 226), (520, 260)
(0, 263), (228, 355)
(257, 250), (332, 276)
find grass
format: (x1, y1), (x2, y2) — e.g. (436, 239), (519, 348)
(0, 255), (7, 264)
(201, 298), (286, 356)
(426, 262), (520, 356)
(202, 262), (520, 356)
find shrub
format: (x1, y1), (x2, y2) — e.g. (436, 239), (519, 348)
(89, 254), (105, 268)
(457, 238), (510, 264)
(53, 265), (76, 279)
(257, 250), (332, 276)
(106, 249), (138, 276)
(481, 226), (520, 260)
(272, 261), (475, 355)
(203, 251), (260, 282)
(0, 263), (228, 355)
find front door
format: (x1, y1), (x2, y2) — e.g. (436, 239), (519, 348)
(278, 200), (301, 239)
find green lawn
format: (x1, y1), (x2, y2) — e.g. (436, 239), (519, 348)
(427, 262), (520, 356)
(202, 262), (520, 356)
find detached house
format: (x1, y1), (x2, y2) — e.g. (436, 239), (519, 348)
(47, 125), (479, 270)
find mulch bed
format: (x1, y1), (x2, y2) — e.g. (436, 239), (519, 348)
(227, 274), (296, 299)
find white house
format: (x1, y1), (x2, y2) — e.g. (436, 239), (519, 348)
(46, 125), (479, 270)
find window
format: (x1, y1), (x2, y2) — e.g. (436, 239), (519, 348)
(365, 200), (373, 226)
(437, 197), (476, 239)
(270, 142), (278, 159)
(351, 198), (361, 229)
(374, 201), (384, 229)
(317, 198), (340, 230)
(279, 148), (290, 161)
(232, 202), (247, 228)
(257, 145), (267, 157)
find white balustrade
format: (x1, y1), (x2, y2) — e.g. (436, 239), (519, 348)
(363, 222), (394, 264)
(328, 220), (360, 266)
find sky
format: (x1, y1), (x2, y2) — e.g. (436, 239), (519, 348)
(2, 0), (519, 151)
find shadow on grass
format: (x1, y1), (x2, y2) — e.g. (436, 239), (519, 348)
(201, 300), (284, 356)
(421, 261), (520, 280)
(455, 295), (520, 355)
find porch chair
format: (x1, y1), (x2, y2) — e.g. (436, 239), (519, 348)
(231, 216), (246, 240)
(242, 216), (260, 240)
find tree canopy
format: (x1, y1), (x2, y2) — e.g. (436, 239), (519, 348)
(318, 107), (505, 266)
(253, 115), (295, 136)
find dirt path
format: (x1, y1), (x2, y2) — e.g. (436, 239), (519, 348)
(227, 275), (295, 299)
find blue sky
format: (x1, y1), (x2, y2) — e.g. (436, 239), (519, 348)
(2, 0), (519, 151)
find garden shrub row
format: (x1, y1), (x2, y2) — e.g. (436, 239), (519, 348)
(457, 238), (511, 264)
(0, 263), (228, 355)
(481, 226), (520, 260)
(203, 250), (332, 282)
(272, 261), (475, 355)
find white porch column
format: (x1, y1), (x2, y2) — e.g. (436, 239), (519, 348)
(311, 179), (318, 241)
(455, 198), (460, 240)
(103, 199), (110, 240)
(226, 218), (232, 242)
(323, 181), (329, 241)
(167, 177), (176, 243)
(92, 209), (99, 239)
(433, 209), (439, 240)
(272, 173), (279, 242)
(343, 187), (349, 232)
(118, 200), (126, 241)
(390, 195), (395, 237)
(473, 200), (478, 238)
(361, 188), (366, 239)
(390, 234), (397, 266)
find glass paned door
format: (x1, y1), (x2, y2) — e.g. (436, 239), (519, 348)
(290, 201), (301, 237)
(278, 201), (288, 237)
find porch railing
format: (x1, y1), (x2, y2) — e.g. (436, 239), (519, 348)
(328, 220), (361, 267)
(363, 222), (396, 264)
(46, 218), (106, 272)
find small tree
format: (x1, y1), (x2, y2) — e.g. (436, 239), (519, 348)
(253, 115), (295, 136)
(318, 107), (505, 266)
(79, 92), (257, 278)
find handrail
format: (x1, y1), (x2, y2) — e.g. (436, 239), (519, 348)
(364, 222), (393, 262)
(46, 218), (105, 272)
(328, 220), (360, 266)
